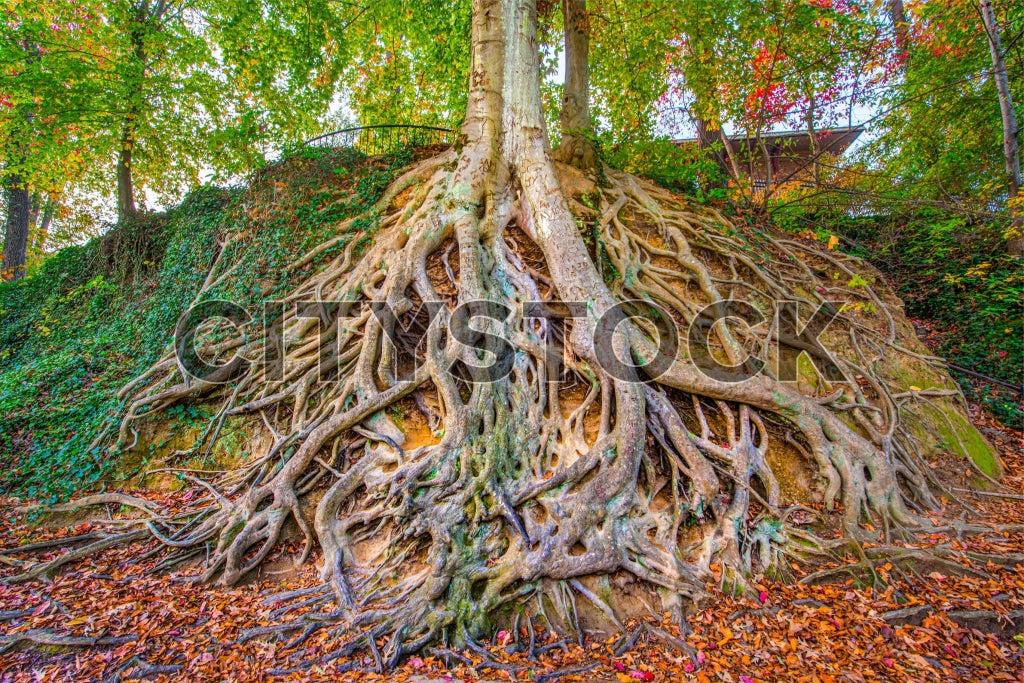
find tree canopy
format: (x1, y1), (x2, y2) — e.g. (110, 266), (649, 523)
(3, 0), (1021, 264)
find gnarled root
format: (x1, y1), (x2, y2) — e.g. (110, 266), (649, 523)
(5, 0), (990, 664)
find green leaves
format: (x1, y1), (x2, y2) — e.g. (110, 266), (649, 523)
(860, 0), (1024, 211)
(1, 0), (374, 240)
(0, 146), (412, 499)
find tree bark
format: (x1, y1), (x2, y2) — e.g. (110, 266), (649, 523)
(2, 177), (30, 281)
(2, 41), (37, 280)
(806, 94), (820, 185)
(980, 0), (1022, 255)
(117, 4), (158, 222)
(117, 122), (138, 220)
(32, 198), (54, 254)
(695, 116), (729, 187)
(719, 128), (743, 184)
(552, 0), (596, 170)
(889, 0), (910, 65)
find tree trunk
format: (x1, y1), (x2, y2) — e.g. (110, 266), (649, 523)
(116, 9), (152, 223)
(889, 0), (910, 65)
(117, 121), (138, 220)
(28, 194), (54, 255)
(2, 177), (30, 280)
(3, 40), (36, 280)
(806, 94), (820, 186)
(34, 199), (53, 254)
(980, 0), (1022, 255)
(552, 0), (596, 170)
(719, 128), (743, 185)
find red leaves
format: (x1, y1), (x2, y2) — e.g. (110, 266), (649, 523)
(742, 44), (794, 125)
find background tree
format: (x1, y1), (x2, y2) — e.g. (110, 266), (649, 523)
(2, 0), (364, 251)
(980, 0), (1022, 254)
(334, 0), (472, 128)
(1, 0), (108, 279)
(1, 35), (32, 281)
(858, 1), (1023, 230)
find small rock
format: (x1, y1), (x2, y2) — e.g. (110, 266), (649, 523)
(881, 605), (933, 627)
(793, 598), (826, 608)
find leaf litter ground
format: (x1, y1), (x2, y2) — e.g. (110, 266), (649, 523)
(0, 404), (1021, 683)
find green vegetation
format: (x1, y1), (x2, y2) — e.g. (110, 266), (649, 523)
(839, 212), (1023, 427)
(0, 146), (414, 500)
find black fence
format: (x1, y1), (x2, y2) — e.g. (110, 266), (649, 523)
(304, 125), (456, 155)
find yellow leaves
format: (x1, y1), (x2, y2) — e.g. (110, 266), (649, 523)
(965, 262), (991, 277)
(827, 234), (839, 250)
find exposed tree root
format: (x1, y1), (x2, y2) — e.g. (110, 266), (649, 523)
(2, 0), (998, 668)
(5, 148), (989, 652)
(0, 629), (136, 654)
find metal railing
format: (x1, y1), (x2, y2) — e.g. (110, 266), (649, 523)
(304, 125), (456, 155)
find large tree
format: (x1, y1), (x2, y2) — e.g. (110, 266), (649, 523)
(15, 0), (996, 665)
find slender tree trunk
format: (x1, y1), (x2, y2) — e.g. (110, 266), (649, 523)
(3, 40), (36, 279)
(806, 94), (820, 186)
(2, 177), (30, 280)
(29, 194), (54, 255)
(552, 0), (596, 170)
(889, 0), (910, 65)
(695, 115), (729, 187)
(719, 128), (743, 185)
(36, 202), (53, 253)
(117, 120), (138, 220)
(28, 191), (40, 231)
(980, 0), (1022, 255)
(117, 10), (152, 223)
